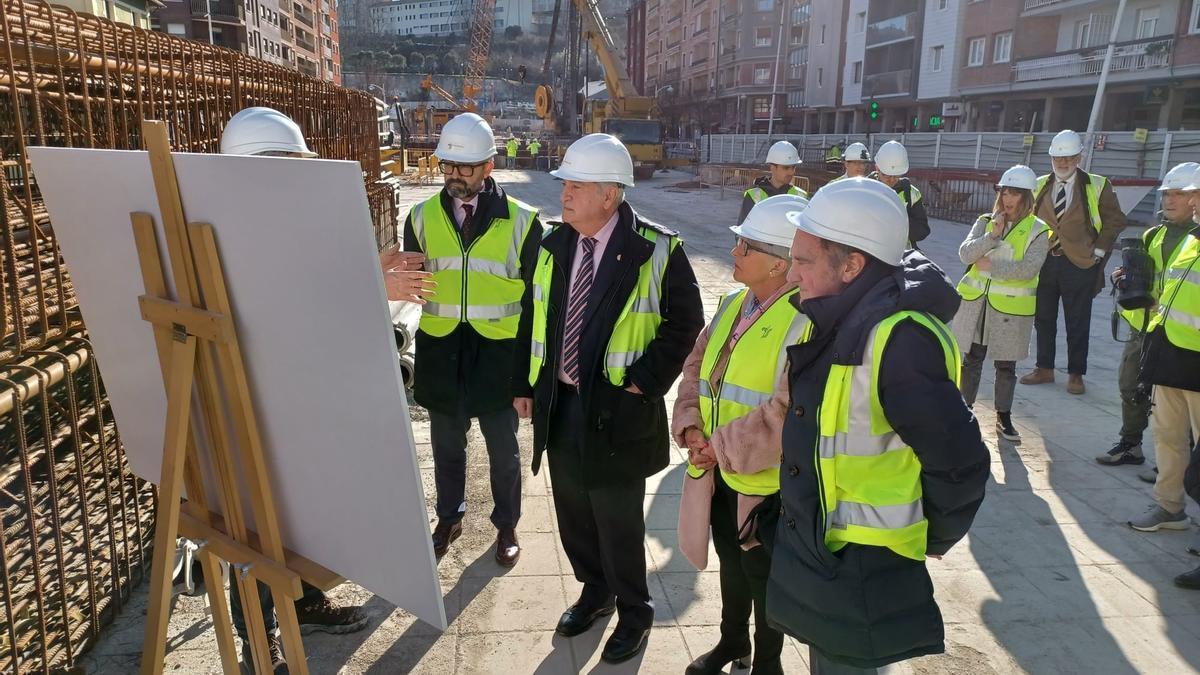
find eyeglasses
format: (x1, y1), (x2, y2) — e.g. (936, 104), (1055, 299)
(735, 236), (781, 258)
(439, 162), (486, 176)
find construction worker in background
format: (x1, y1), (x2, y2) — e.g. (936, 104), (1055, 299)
(1097, 162), (1199, 468)
(737, 140), (807, 226)
(673, 194), (810, 675)
(952, 165), (1051, 443)
(506, 135), (519, 169)
(513, 134), (704, 664)
(1126, 166), (1200, 538)
(404, 112), (543, 567)
(1021, 129), (1127, 395)
(527, 137), (542, 170)
(833, 142), (872, 182)
(769, 177), (990, 673)
(871, 140), (931, 247)
(219, 106), (370, 674)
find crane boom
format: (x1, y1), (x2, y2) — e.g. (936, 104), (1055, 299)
(574, 0), (655, 116)
(463, 0), (497, 110)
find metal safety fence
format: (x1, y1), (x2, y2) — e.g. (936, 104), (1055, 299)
(0, 0), (395, 670)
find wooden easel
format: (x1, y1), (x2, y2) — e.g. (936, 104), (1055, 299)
(134, 120), (341, 675)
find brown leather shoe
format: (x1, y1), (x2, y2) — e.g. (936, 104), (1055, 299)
(1019, 368), (1055, 385)
(432, 520), (462, 558)
(495, 528), (520, 567)
(1067, 374), (1085, 395)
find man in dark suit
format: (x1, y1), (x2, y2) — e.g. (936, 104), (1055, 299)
(513, 134), (704, 663)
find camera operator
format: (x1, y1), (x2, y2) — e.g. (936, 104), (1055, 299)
(1098, 163), (1199, 470)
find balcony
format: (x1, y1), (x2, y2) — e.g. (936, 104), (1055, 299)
(1022, 0), (1110, 14)
(1013, 36), (1172, 83)
(665, 66), (681, 81)
(294, 3), (315, 27)
(865, 12), (917, 48)
(862, 68), (912, 97)
(191, 0), (244, 23)
(295, 33), (317, 53)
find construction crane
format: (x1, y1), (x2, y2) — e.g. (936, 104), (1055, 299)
(536, 0), (664, 179)
(462, 0), (497, 109)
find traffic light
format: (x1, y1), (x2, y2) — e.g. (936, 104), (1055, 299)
(868, 100), (880, 120)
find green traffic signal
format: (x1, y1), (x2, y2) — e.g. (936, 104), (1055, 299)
(868, 100), (880, 120)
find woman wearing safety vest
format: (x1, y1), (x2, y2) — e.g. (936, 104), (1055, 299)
(953, 165), (1051, 442)
(672, 194), (811, 675)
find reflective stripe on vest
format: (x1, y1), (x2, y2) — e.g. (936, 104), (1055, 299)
(410, 194), (537, 340)
(528, 224), (680, 387)
(955, 213), (1050, 316)
(815, 311), (961, 561)
(1119, 225), (1192, 333)
(745, 184), (808, 203)
(687, 288), (809, 495)
(1150, 235), (1200, 351)
(1036, 173), (1106, 233)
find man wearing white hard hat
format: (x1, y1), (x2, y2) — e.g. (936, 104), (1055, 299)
(737, 140), (808, 226)
(513, 133), (703, 664)
(952, 165), (1050, 444)
(673, 194), (809, 675)
(871, 140), (930, 247)
(219, 107), (371, 674)
(833, 142), (872, 182)
(404, 112), (543, 567)
(767, 178), (989, 673)
(1096, 162), (1199, 471)
(1021, 129), (1126, 395)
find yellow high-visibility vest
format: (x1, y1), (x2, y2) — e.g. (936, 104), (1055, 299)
(410, 193), (537, 340)
(956, 213), (1050, 316)
(1149, 235), (1200, 352)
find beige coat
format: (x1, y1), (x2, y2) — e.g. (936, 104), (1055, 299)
(951, 213), (1051, 362)
(671, 302), (791, 570)
(1033, 168), (1126, 269)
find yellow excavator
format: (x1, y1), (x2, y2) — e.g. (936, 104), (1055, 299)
(535, 0), (663, 180)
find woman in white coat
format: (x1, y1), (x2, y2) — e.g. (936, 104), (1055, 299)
(953, 165), (1051, 442)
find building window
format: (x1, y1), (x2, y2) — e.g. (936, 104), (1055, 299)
(756, 27), (772, 47)
(753, 96), (771, 118)
(938, 0), (947, 8)
(853, 60), (862, 83)
(817, 67), (823, 87)
(756, 0), (772, 11)
(166, 22), (186, 35)
(967, 37), (985, 67)
(753, 64), (771, 84)
(854, 11), (865, 33)
(1074, 18), (1092, 49)
(993, 32), (1011, 63)
(931, 45), (943, 72)
(1136, 7), (1159, 39)
(819, 24), (825, 44)
(1192, 1), (1200, 34)
(788, 90), (804, 108)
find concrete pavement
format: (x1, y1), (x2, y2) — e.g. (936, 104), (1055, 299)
(80, 169), (1200, 674)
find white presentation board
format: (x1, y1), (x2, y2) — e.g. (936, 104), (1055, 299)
(28, 147), (446, 630)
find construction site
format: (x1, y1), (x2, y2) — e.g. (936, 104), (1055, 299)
(5, 0), (1200, 671)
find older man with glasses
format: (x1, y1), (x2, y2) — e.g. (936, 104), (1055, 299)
(403, 113), (543, 568)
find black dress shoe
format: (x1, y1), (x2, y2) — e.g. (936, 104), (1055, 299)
(555, 600), (615, 637)
(431, 520), (462, 558)
(601, 625), (650, 664)
(1176, 566), (1200, 589)
(495, 528), (520, 567)
(685, 639), (751, 674)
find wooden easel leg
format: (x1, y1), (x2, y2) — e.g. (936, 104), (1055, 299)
(139, 336), (198, 675)
(274, 585), (310, 675)
(198, 550), (240, 675)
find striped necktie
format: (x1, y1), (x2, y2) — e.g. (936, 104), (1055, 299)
(1054, 182), (1067, 220)
(562, 237), (597, 386)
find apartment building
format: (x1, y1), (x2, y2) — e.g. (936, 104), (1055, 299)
(366, 0), (534, 36)
(155, 0), (342, 83)
(61, 0), (159, 28)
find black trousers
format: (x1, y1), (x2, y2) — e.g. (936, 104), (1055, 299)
(547, 383), (653, 629)
(1034, 253), (1099, 376)
(429, 404), (521, 529)
(711, 471), (784, 667)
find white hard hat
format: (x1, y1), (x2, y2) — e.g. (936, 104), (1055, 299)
(786, 177), (907, 266)
(220, 107), (316, 157)
(875, 141), (909, 176)
(550, 133), (635, 186)
(1160, 162), (1200, 191)
(844, 142), (871, 162)
(434, 112), (497, 163)
(1049, 129), (1083, 157)
(730, 194), (809, 249)
(997, 165), (1038, 191)
(765, 141), (801, 166)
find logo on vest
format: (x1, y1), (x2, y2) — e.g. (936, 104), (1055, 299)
(760, 326), (774, 338)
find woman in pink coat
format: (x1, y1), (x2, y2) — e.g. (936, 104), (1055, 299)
(673, 195), (810, 675)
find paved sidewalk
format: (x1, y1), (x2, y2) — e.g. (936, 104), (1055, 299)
(81, 169), (1200, 674)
